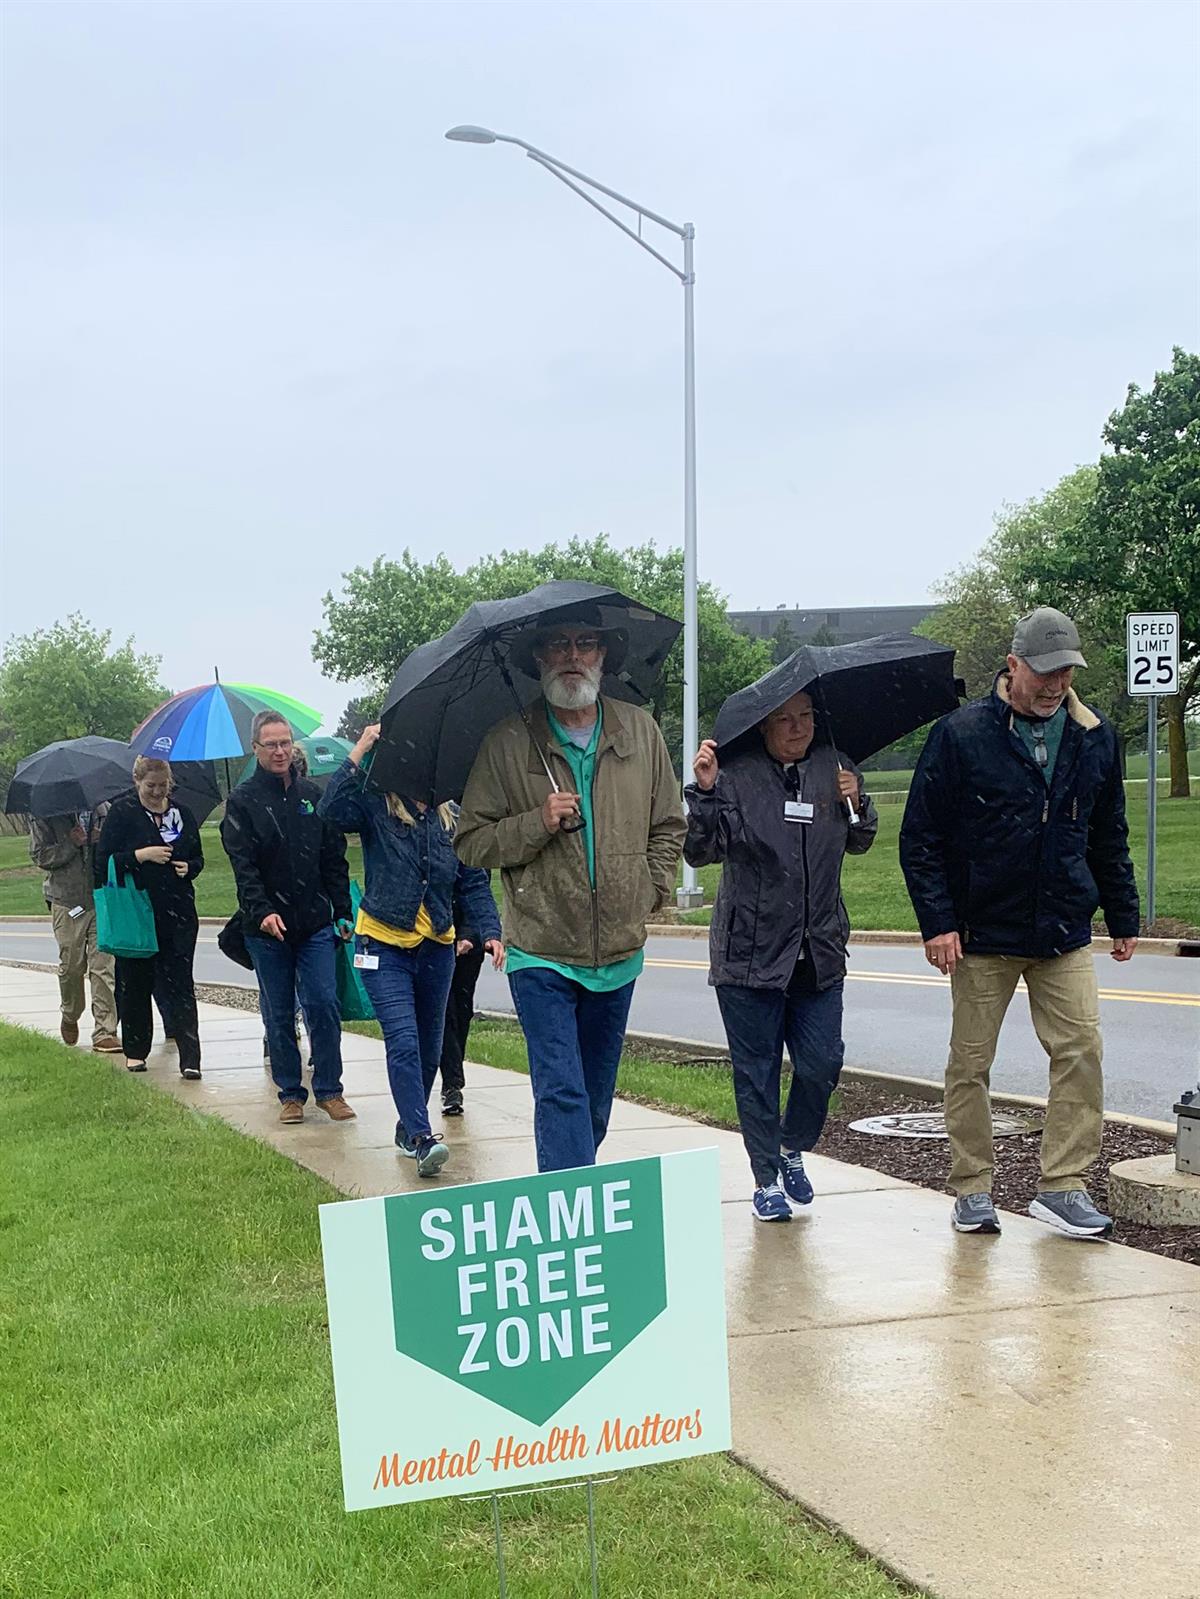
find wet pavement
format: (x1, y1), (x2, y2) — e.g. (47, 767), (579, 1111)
(3, 962), (1196, 1599)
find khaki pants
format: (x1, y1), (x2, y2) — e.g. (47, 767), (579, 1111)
(51, 903), (118, 1040)
(945, 946), (1102, 1195)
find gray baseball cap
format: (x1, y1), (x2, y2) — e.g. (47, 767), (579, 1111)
(1010, 607), (1087, 673)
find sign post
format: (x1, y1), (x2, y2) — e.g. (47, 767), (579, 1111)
(319, 1149), (730, 1592)
(1126, 612), (1180, 927)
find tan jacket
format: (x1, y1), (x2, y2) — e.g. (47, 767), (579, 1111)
(455, 697), (686, 967)
(28, 815), (94, 908)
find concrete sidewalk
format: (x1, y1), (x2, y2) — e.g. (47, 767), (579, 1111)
(3, 963), (1196, 1599)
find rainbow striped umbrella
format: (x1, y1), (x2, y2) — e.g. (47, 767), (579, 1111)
(129, 682), (322, 761)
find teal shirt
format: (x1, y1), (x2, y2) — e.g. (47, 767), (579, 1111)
(506, 703), (645, 993)
(1014, 705), (1066, 785)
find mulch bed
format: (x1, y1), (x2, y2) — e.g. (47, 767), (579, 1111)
(818, 1079), (1200, 1265)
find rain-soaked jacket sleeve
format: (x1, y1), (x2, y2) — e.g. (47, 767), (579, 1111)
(454, 860), (501, 945)
(842, 757), (879, 857)
(220, 792), (273, 930)
(317, 759), (374, 836)
(454, 732), (557, 871)
(645, 722), (687, 908)
(1087, 732), (1140, 939)
(29, 817), (78, 872)
(899, 718), (961, 940)
(682, 779), (739, 868)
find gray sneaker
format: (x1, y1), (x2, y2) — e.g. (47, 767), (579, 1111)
(1029, 1189), (1112, 1239)
(952, 1193), (1001, 1233)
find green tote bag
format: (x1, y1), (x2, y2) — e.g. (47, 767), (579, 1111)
(334, 880), (375, 1022)
(94, 857), (159, 959)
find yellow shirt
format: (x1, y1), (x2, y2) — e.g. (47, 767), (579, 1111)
(355, 904), (455, 949)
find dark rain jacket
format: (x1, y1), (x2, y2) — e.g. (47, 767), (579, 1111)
(221, 764), (351, 943)
(899, 677), (1139, 957)
(94, 790), (204, 924)
(318, 760), (500, 942)
(684, 741), (878, 992)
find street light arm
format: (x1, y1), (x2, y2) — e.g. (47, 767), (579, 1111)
(491, 134), (688, 239)
(524, 152), (687, 282)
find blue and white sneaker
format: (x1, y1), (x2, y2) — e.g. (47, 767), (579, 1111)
(779, 1149), (814, 1206)
(415, 1136), (449, 1178)
(752, 1182), (792, 1223)
(1029, 1189), (1112, 1239)
(395, 1126), (417, 1158)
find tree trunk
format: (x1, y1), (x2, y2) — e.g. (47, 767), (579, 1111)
(1165, 693), (1191, 798)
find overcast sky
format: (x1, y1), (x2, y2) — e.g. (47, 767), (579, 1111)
(2, 0), (1196, 731)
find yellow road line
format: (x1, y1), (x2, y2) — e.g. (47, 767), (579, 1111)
(642, 958), (1199, 1007)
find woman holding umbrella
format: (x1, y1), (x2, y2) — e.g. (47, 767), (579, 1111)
(318, 725), (503, 1177)
(95, 757), (205, 1078)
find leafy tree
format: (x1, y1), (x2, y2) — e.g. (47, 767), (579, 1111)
(336, 692), (384, 741)
(0, 617), (167, 799)
(769, 618), (800, 664)
(314, 535), (772, 768)
(807, 621), (840, 647)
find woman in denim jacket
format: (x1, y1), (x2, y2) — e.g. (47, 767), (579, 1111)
(319, 724), (503, 1176)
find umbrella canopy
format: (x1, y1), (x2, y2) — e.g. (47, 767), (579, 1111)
(712, 633), (961, 765)
(237, 734), (352, 790)
(129, 683), (321, 761)
(373, 581), (680, 803)
(5, 738), (223, 824)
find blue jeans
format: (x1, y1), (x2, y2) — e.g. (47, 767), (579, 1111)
(716, 962), (845, 1188)
(508, 967), (636, 1173)
(248, 927), (345, 1104)
(359, 937), (456, 1144)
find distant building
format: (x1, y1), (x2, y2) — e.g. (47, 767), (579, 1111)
(729, 603), (935, 646)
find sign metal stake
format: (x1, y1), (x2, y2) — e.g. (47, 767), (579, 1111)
(586, 1476), (600, 1599)
(1147, 694), (1158, 927)
(490, 1493), (508, 1599)
(474, 1476), (615, 1598)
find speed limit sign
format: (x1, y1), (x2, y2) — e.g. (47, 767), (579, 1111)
(1126, 612), (1180, 696)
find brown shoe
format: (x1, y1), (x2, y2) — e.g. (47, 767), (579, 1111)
(92, 1034), (122, 1054)
(279, 1100), (304, 1124)
(317, 1095), (357, 1122)
(60, 1018), (79, 1046)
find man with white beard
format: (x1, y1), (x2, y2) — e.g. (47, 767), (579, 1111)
(456, 613), (685, 1172)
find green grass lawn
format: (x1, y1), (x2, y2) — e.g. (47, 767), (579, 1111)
(0, 1020), (909, 1599)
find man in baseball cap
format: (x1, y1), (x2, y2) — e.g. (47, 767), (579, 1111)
(900, 605), (1139, 1241)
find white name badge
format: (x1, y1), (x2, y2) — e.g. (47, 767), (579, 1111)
(352, 952), (380, 971)
(784, 800), (815, 823)
(68, 904), (86, 919)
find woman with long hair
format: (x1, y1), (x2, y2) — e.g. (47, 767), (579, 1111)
(319, 725), (503, 1176)
(95, 756), (204, 1077)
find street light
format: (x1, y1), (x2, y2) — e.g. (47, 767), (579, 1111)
(445, 124), (703, 909)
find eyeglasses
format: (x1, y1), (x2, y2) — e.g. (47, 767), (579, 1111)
(255, 739), (294, 752)
(539, 634), (603, 659)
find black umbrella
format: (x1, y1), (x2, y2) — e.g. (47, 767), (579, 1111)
(372, 580), (681, 804)
(712, 633), (960, 816)
(4, 737), (223, 823)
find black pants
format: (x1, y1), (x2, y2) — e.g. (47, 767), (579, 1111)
(118, 911), (201, 1072)
(438, 941), (485, 1094)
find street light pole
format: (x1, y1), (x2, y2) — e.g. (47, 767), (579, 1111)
(446, 125), (704, 908)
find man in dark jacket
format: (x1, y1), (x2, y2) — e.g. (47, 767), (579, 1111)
(900, 608), (1139, 1240)
(222, 712), (355, 1124)
(685, 690), (878, 1221)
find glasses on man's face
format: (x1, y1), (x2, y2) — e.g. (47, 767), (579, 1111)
(256, 739), (294, 753)
(540, 634), (603, 659)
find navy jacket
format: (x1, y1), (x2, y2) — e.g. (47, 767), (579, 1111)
(221, 765), (351, 942)
(899, 679), (1139, 958)
(319, 760), (500, 943)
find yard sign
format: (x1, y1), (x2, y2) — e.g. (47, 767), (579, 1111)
(319, 1149), (730, 1510)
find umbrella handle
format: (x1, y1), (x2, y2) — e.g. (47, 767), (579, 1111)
(836, 760), (861, 827)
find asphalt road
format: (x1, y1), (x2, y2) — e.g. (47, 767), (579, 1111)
(3, 923), (1196, 1121)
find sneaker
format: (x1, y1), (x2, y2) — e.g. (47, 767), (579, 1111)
(442, 1089), (464, 1117)
(91, 1034), (122, 1054)
(952, 1193), (1001, 1234)
(414, 1136), (449, 1178)
(180, 1065), (202, 1081)
(60, 1018), (79, 1046)
(751, 1182), (792, 1223)
(1029, 1189), (1112, 1239)
(395, 1129), (418, 1157)
(779, 1149), (814, 1206)
(279, 1100), (304, 1125)
(317, 1095), (356, 1122)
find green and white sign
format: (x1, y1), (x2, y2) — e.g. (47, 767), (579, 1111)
(319, 1148), (729, 1509)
